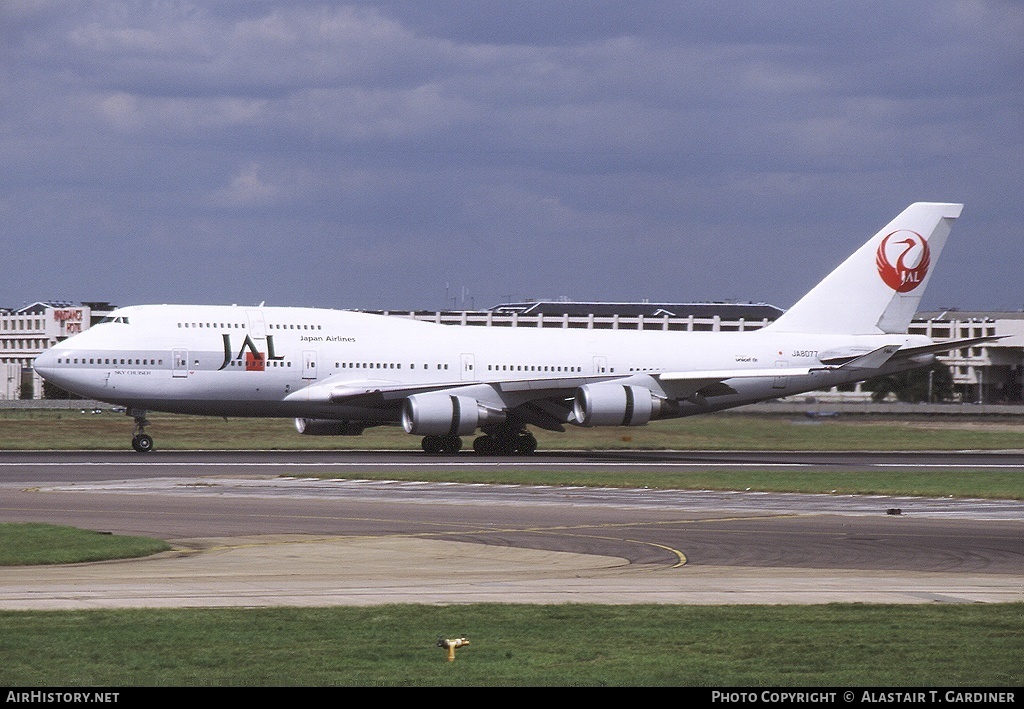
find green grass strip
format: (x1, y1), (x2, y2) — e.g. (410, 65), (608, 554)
(4, 410), (1024, 452)
(0, 523), (171, 566)
(307, 468), (1024, 499)
(0, 604), (1020, 686)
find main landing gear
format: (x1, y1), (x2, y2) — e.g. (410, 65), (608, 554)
(129, 410), (154, 453)
(419, 426), (538, 456)
(420, 435), (462, 454)
(472, 429), (537, 456)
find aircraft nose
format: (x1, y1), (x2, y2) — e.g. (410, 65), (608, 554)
(33, 349), (56, 378)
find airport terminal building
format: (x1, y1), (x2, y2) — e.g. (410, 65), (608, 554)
(3, 299), (1022, 404)
(0, 301), (114, 399)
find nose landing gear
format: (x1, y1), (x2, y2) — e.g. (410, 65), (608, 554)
(129, 410), (154, 453)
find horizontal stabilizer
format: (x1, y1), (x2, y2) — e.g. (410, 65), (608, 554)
(834, 345), (902, 370)
(889, 335), (1007, 361)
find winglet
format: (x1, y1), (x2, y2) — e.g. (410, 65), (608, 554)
(767, 203), (963, 335)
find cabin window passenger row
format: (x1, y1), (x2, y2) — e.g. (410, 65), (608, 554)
(486, 365), (582, 372)
(64, 358), (162, 366)
(179, 323), (243, 328)
(336, 363), (403, 369)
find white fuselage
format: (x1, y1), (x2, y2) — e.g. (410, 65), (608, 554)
(34, 304), (932, 424)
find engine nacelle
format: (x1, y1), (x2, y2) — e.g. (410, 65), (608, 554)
(573, 384), (660, 427)
(294, 418), (366, 436)
(402, 393), (484, 436)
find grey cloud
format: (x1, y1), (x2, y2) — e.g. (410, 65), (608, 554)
(2, 1), (1021, 311)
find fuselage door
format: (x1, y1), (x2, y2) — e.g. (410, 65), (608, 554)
(773, 360), (789, 389)
(245, 309), (267, 339)
(302, 350), (318, 380)
(593, 356), (608, 374)
(461, 353), (475, 381)
(173, 349), (189, 378)
(246, 309), (268, 370)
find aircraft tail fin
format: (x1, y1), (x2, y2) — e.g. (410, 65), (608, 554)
(767, 202), (963, 335)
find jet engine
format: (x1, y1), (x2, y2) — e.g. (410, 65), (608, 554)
(402, 393), (502, 436)
(294, 418), (366, 436)
(573, 383), (662, 427)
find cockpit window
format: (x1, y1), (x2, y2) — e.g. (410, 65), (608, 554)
(98, 316), (130, 325)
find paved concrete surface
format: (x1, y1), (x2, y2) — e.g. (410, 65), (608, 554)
(3, 534), (1021, 609)
(1, 451), (1021, 609)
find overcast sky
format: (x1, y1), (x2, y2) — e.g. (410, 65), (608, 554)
(3, 1), (1022, 313)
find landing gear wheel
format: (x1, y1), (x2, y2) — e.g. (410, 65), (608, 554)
(474, 429), (536, 456)
(493, 435), (518, 456)
(516, 431), (537, 455)
(421, 435), (444, 454)
(473, 435), (495, 455)
(131, 434), (154, 453)
(129, 410), (154, 453)
(422, 435), (462, 455)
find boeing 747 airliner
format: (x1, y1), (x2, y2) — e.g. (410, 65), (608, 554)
(34, 203), (989, 454)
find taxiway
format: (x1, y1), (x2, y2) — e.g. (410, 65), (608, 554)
(0, 450), (1021, 609)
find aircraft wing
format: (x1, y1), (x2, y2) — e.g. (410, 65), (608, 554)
(283, 372), (630, 432)
(282, 373), (621, 407)
(284, 378), (463, 406)
(655, 367), (815, 399)
(659, 367), (814, 382)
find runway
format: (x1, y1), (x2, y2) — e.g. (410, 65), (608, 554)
(5, 449), (1024, 483)
(1, 450), (1021, 608)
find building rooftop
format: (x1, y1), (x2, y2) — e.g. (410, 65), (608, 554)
(915, 310), (1024, 321)
(487, 301), (785, 320)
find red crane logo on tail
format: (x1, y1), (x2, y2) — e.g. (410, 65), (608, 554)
(876, 230), (930, 292)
